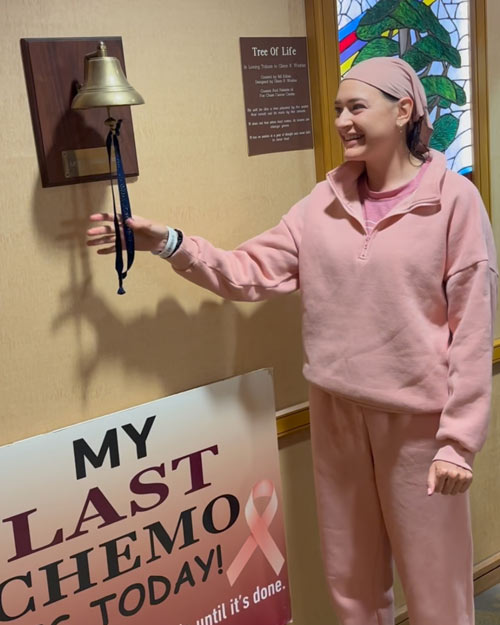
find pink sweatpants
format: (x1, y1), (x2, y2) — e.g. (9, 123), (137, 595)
(309, 385), (474, 625)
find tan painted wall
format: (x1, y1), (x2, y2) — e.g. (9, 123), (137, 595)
(0, 0), (315, 447)
(0, 2), (322, 624)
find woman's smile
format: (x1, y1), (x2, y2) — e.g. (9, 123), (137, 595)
(342, 133), (365, 147)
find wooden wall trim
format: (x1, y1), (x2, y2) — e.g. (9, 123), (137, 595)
(493, 339), (500, 364)
(305, 0), (343, 180)
(276, 404), (310, 437)
(470, 0), (491, 218)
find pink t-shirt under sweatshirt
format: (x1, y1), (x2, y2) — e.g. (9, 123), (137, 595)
(360, 161), (430, 234)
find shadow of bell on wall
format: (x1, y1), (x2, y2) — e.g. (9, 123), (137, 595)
(20, 37), (143, 188)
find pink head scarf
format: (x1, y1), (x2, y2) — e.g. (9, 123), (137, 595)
(343, 56), (433, 149)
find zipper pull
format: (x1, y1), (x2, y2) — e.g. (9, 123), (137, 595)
(359, 234), (371, 260)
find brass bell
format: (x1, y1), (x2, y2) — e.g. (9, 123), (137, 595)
(72, 41), (144, 110)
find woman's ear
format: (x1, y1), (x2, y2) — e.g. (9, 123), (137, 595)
(397, 96), (414, 126)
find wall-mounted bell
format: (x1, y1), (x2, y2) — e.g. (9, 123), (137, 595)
(71, 41), (144, 110)
(71, 40), (144, 294)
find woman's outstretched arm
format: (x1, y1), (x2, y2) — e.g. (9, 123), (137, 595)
(87, 194), (308, 301)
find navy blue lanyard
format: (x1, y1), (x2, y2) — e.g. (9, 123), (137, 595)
(106, 119), (135, 294)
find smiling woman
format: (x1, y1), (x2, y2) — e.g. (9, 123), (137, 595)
(333, 80), (415, 185)
(336, 56), (434, 187)
(302, 0), (499, 621)
(87, 49), (497, 625)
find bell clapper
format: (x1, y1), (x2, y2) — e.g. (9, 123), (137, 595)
(105, 107), (117, 135)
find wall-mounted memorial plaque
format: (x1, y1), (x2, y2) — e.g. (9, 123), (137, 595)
(240, 37), (313, 156)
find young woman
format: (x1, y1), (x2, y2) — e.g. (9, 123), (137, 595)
(87, 57), (498, 625)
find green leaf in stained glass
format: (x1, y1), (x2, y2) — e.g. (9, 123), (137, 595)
(405, 36), (461, 67)
(402, 48), (431, 72)
(438, 98), (452, 109)
(357, 17), (402, 41)
(357, 0), (403, 26)
(392, 0), (451, 44)
(421, 76), (466, 106)
(429, 114), (460, 151)
(352, 37), (399, 66)
(453, 82), (466, 106)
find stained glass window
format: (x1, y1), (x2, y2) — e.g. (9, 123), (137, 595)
(336, 0), (472, 175)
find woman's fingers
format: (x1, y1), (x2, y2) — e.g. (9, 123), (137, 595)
(87, 219), (124, 250)
(87, 213), (166, 253)
(441, 476), (455, 495)
(87, 234), (116, 247)
(433, 468), (447, 494)
(450, 479), (465, 496)
(429, 461), (473, 495)
(89, 212), (120, 223)
(97, 245), (116, 255)
(459, 475), (473, 493)
(87, 225), (114, 236)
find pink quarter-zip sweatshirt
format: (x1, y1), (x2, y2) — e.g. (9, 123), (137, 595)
(166, 149), (498, 471)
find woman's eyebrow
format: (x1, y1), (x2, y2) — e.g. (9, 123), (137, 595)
(334, 98), (368, 106)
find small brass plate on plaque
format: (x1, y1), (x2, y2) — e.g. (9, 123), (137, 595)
(62, 147), (117, 179)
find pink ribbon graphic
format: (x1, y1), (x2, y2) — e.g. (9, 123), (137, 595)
(226, 479), (285, 586)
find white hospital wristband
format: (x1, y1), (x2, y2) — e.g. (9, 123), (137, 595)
(151, 227), (179, 259)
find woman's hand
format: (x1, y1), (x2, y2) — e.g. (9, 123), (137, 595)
(427, 460), (472, 496)
(87, 213), (168, 254)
